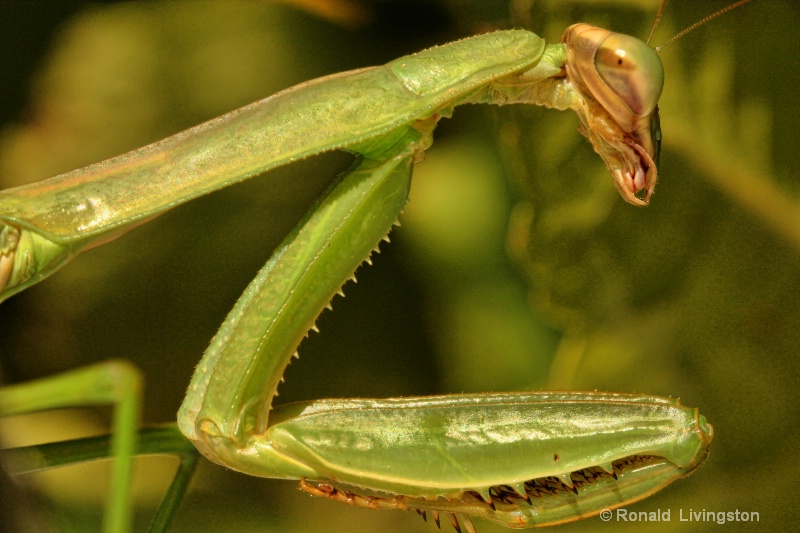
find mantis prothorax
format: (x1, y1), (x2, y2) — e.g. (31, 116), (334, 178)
(0, 2), (755, 531)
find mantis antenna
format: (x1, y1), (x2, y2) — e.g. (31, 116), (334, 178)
(647, 0), (754, 53)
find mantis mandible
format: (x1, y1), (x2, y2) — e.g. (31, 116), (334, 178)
(0, 2), (753, 531)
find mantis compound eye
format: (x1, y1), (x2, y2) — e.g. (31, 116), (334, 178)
(595, 32), (664, 118)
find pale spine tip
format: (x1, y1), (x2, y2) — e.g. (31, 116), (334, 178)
(557, 472), (575, 489)
(512, 482), (529, 500)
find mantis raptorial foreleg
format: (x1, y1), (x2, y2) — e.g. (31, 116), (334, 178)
(0, 5), (748, 529)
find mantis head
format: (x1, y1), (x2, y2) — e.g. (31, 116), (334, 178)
(562, 24), (663, 206)
(561, 0), (752, 206)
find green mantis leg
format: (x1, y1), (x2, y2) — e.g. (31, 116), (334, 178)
(2, 424), (198, 533)
(178, 131), (421, 463)
(0, 361), (140, 533)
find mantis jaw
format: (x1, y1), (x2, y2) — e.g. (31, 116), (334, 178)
(617, 133), (658, 206)
(572, 103), (658, 206)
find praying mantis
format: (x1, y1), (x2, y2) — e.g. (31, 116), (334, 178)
(0, 1), (761, 532)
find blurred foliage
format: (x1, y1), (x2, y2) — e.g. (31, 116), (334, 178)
(0, 1), (797, 532)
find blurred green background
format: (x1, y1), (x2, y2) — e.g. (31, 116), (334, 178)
(0, 1), (797, 531)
